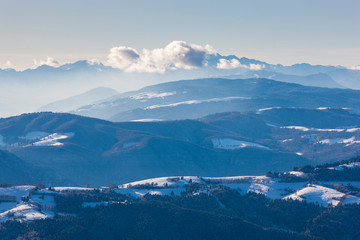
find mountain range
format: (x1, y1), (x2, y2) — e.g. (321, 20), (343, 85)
(67, 77), (360, 122)
(0, 106), (359, 186)
(1, 53), (359, 118)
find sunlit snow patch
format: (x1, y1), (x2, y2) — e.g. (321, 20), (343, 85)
(256, 107), (282, 114)
(211, 138), (270, 150)
(281, 126), (310, 131)
(346, 128), (360, 132)
(284, 184), (360, 206)
(288, 171), (305, 176)
(145, 97), (250, 110)
(33, 133), (74, 146)
(0, 204), (46, 223)
(52, 187), (94, 192)
(328, 162), (360, 171)
(281, 126), (359, 132)
(131, 119), (164, 122)
(0, 186), (36, 202)
(248, 183), (270, 194)
(317, 136), (360, 146)
(256, 107), (300, 114)
(130, 92), (176, 100)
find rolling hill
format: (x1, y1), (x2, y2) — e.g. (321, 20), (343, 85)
(71, 78), (360, 122)
(0, 106), (359, 186)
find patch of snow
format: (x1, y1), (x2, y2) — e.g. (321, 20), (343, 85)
(211, 138), (270, 150)
(328, 162), (360, 171)
(256, 107), (282, 114)
(144, 97), (251, 110)
(32, 132), (74, 146)
(130, 119), (164, 122)
(0, 203), (46, 222)
(318, 138), (346, 145)
(281, 126), (310, 131)
(248, 184), (270, 194)
(317, 137), (360, 146)
(343, 137), (360, 146)
(203, 175), (271, 184)
(316, 129), (344, 132)
(130, 92), (176, 100)
(52, 187), (94, 192)
(295, 152), (303, 156)
(120, 176), (201, 189)
(288, 171), (305, 176)
(265, 182), (307, 199)
(223, 182), (307, 200)
(0, 186), (36, 202)
(115, 188), (183, 198)
(281, 125), (359, 133)
(283, 184), (360, 206)
(225, 182), (308, 199)
(339, 162), (360, 169)
(30, 194), (55, 209)
(346, 128), (360, 132)
(281, 139), (293, 143)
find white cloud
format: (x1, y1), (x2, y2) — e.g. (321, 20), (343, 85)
(33, 57), (60, 67)
(217, 58), (246, 69)
(107, 41), (214, 73)
(216, 58), (265, 71)
(108, 46), (140, 69)
(249, 63), (265, 70)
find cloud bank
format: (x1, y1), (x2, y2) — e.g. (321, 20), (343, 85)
(217, 59), (246, 69)
(107, 41), (215, 73)
(217, 58), (265, 70)
(33, 57), (60, 68)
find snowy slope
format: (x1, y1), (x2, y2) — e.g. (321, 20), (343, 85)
(0, 203), (47, 223)
(32, 133), (74, 146)
(284, 184), (360, 206)
(211, 138), (270, 150)
(0, 186), (36, 202)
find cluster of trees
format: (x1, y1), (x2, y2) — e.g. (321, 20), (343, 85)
(54, 190), (131, 213)
(315, 156), (360, 169)
(267, 156), (360, 183)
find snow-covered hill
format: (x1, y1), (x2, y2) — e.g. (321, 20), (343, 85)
(2, 164), (360, 223)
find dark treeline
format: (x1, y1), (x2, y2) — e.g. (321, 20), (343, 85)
(267, 156), (360, 183)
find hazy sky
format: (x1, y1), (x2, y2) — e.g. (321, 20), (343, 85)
(0, 0), (359, 70)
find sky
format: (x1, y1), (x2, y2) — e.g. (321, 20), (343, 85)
(0, 0), (359, 70)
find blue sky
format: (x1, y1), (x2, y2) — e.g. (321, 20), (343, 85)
(0, 0), (359, 69)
